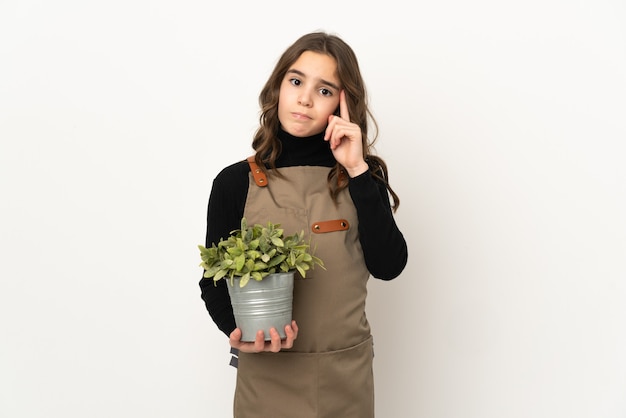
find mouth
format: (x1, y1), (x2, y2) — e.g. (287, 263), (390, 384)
(291, 112), (311, 120)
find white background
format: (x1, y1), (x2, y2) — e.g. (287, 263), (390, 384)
(1, 1), (625, 417)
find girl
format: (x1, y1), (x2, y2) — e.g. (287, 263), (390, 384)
(200, 31), (408, 418)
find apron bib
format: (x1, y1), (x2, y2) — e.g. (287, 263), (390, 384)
(233, 162), (374, 418)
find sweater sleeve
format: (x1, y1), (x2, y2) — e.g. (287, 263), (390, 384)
(348, 170), (408, 280)
(199, 161), (250, 336)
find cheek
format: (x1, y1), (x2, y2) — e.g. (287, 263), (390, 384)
(277, 104), (287, 126)
(323, 101), (339, 118)
(277, 90), (287, 111)
(277, 89), (292, 113)
(278, 96), (289, 117)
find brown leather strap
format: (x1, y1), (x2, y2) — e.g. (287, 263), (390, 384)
(337, 169), (347, 185)
(311, 219), (350, 234)
(246, 156), (268, 187)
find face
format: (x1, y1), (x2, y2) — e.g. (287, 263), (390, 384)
(278, 51), (341, 137)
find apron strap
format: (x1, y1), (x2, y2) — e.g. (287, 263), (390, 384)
(246, 156), (268, 187)
(247, 155), (347, 187)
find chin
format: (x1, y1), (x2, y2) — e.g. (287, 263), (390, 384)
(284, 125), (311, 138)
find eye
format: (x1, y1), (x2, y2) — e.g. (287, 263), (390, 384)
(289, 78), (301, 86)
(319, 88), (333, 97)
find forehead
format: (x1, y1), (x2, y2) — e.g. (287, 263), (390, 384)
(288, 51), (339, 84)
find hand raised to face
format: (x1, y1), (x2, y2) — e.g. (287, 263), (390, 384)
(324, 90), (369, 178)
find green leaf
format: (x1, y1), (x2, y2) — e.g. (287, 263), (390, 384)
(235, 254), (245, 271)
(253, 262), (269, 271)
(267, 254), (286, 267)
(259, 237), (270, 253)
(244, 226), (253, 242)
(198, 245), (213, 256)
(245, 259), (255, 272)
(270, 236), (284, 247)
(203, 265), (222, 278)
(239, 272), (250, 287)
(296, 264), (306, 277)
(213, 269), (228, 282)
(246, 250), (261, 260)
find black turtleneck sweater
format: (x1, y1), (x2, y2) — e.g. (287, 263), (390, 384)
(199, 129), (408, 336)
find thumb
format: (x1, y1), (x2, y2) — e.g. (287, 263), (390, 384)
(229, 328), (242, 343)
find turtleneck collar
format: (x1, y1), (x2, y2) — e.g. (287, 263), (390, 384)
(274, 127), (336, 168)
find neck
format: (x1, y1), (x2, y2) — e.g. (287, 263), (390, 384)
(274, 127), (336, 168)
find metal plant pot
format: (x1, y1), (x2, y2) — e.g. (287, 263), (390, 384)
(227, 271), (295, 342)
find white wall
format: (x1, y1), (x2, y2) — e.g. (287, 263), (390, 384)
(1, 1), (624, 417)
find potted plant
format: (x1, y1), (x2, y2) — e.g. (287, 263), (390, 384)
(198, 217), (324, 341)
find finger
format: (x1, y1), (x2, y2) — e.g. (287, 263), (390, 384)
(291, 320), (299, 338)
(269, 327), (281, 352)
(324, 115), (335, 141)
(339, 90), (350, 122)
(253, 330), (265, 352)
(229, 328), (242, 347)
(283, 324), (295, 349)
(329, 125), (347, 150)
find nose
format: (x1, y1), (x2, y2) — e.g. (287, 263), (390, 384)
(298, 90), (312, 107)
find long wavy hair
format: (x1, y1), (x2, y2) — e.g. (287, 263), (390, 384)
(252, 31), (400, 212)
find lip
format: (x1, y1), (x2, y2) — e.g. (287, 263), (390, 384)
(291, 112), (311, 120)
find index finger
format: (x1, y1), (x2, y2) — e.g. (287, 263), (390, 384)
(339, 90), (350, 122)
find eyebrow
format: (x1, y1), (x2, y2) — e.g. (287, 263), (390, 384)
(286, 69), (341, 91)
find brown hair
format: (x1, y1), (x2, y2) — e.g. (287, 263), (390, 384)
(252, 31), (400, 211)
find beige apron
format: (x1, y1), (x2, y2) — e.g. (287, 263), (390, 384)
(233, 160), (375, 418)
